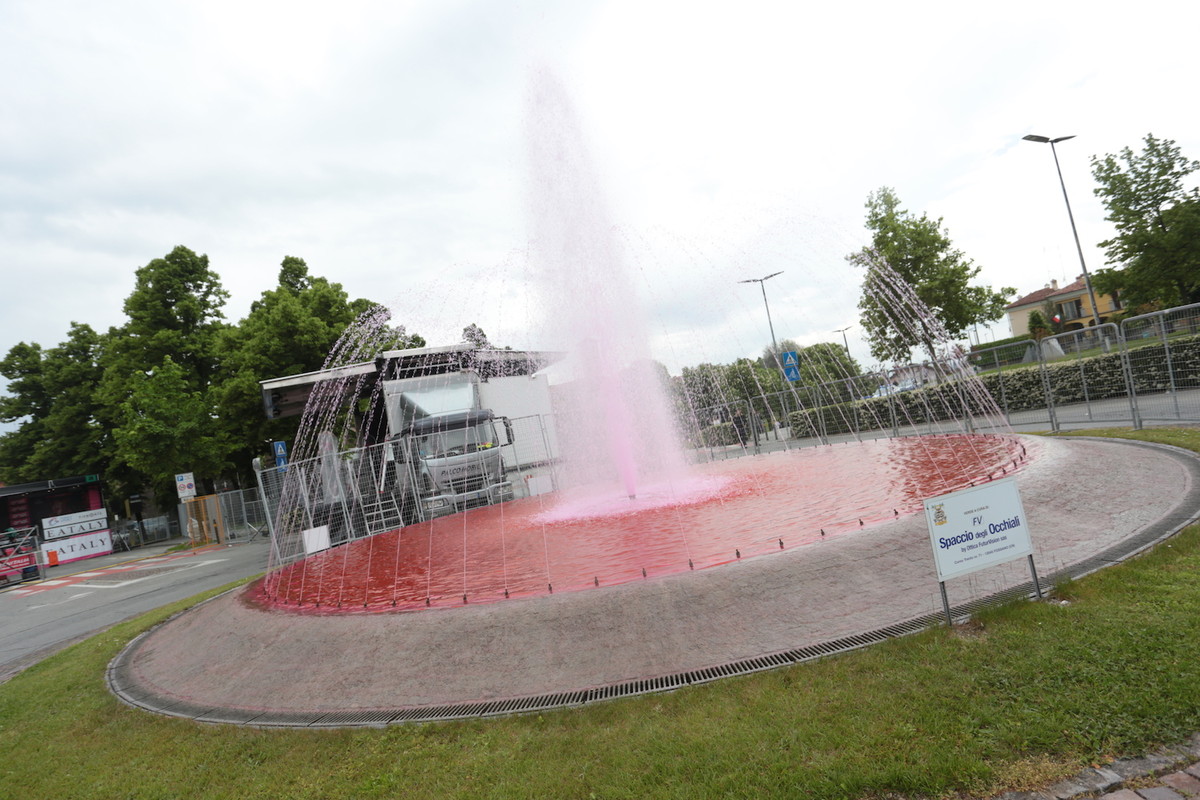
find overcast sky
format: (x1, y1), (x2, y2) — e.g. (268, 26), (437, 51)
(3, 0), (1199, 386)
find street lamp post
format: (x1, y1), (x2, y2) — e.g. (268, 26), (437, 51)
(833, 325), (852, 360)
(1022, 134), (1103, 328)
(738, 271), (784, 366)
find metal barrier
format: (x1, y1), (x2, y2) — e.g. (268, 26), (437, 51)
(1, 526), (42, 584)
(1121, 302), (1200, 425)
(963, 301), (1200, 433)
(217, 488), (268, 541)
(257, 416), (561, 566)
(254, 302), (1200, 558)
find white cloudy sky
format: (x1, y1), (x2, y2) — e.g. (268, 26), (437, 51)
(2, 0), (1198, 384)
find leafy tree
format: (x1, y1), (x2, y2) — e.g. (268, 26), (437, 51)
(847, 187), (1014, 363)
(211, 256), (411, 478)
(759, 338), (803, 371)
(461, 324), (492, 348)
(1090, 134), (1200, 308)
(112, 245), (229, 386)
(0, 342), (49, 483)
(1039, 299), (1065, 334)
(0, 324), (107, 483)
(1027, 309), (1051, 339)
(96, 246), (230, 497)
(112, 356), (229, 508)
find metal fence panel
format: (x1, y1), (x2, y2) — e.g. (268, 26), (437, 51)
(1122, 303), (1200, 424)
(1036, 323), (1133, 429)
(968, 340), (1053, 429)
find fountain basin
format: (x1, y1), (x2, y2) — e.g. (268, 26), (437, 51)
(252, 433), (1029, 612)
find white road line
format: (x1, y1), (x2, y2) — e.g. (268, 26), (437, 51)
(28, 591), (94, 609)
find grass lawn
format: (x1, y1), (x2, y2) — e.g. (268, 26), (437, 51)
(1, 429), (1198, 799)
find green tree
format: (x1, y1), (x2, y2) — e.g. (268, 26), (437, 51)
(847, 187), (1014, 363)
(1026, 309), (1050, 339)
(0, 324), (108, 484)
(461, 323), (492, 348)
(0, 342), (49, 483)
(112, 245), (229, 386)
(1090, 134), (1200, 308)
(210, 256), (407, 478)
(759, 338), (803, 371)
(97, 246), (230, 497)
(111, 356), (229, 508)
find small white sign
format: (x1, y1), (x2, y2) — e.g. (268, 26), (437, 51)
(41, 530), (113, 565)
(924, 477), (1033, 582)
(302, 525), (331, 555)
(42, 508), (109, 540)
(175, 472), (197, 500)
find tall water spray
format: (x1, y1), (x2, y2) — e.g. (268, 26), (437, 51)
(525, 71), (686, 499)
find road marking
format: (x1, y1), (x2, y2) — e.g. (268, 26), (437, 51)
(28, 591), (94, 609)
(11, 558), (230, 594)
(79, 559), (226, 588)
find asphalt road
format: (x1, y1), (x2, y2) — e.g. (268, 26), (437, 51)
(0, 537), (270, 682)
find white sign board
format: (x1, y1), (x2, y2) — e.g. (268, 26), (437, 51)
(302, 525), (331, 555)
(41, 530), (113, 565)
(924, 477), (1033, 582)
(42, 508), (109, 540)
(175, 472), (197, 500)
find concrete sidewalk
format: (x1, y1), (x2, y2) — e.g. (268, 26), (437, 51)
(110, 436), (1200, 731)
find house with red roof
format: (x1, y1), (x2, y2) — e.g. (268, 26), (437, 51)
(1005, 276), (1123, 336)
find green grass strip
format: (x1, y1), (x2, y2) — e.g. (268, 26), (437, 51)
(2, 430), (1199, 799)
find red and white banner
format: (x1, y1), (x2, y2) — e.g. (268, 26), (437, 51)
(0, 551), (38, 574)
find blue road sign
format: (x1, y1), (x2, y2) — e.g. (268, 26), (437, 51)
(273, 441), (288, 469)
(781, 351), (800, 381)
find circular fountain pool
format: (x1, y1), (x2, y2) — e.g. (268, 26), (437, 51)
(250, 433), (1029, 612)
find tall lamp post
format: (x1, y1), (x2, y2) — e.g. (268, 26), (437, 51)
(1022, 134), (1103, 328)
(833, 325), (853, 360)
(738, 271), (784, 366)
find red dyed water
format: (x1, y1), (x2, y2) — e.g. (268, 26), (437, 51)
(250, 434), (1030, 613)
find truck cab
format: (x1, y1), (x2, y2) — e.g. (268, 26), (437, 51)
(397, 409), (515, 518)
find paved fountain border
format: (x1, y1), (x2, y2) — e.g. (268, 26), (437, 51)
(107, 436), (1200, 728)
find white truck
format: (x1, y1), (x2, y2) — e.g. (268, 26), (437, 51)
(394, 408), (515, 519)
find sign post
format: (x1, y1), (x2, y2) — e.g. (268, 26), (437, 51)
(175, 472), (197, 501)
(781, 350), (800, 383)
(273, 440), (289, 470)
(923, 477), (1041, 626)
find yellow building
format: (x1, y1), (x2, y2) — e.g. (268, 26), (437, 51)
(1005, 276), (1123, 336)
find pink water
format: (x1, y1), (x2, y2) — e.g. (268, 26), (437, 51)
(250, 434), (1031, 613)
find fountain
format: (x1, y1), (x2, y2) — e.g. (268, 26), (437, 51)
(247, 72), (1028, 613)
(109, 72), (1200, 727)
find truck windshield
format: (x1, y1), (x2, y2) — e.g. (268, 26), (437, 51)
(413, 421), (498, 458)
